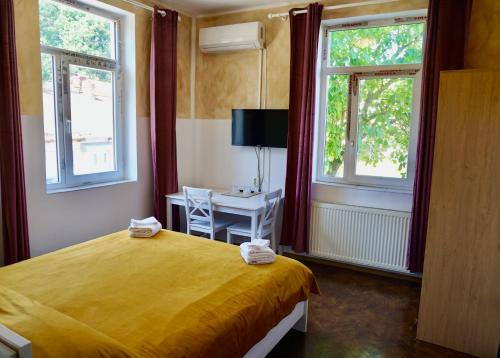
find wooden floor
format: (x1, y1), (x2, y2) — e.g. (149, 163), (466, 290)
(269, 261), (472, 358)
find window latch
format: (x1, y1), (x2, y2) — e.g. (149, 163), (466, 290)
(65, 119), (71, 133)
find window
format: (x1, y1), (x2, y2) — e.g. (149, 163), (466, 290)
(39, 0), (123, 190)
(316, 17), (425, 190)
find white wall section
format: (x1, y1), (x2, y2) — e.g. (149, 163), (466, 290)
(21, 115), (153, 257)
(176, 118), (413, 212)
(177, 119), (287, 192)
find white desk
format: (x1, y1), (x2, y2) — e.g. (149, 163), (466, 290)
(165, 190), (266, 240)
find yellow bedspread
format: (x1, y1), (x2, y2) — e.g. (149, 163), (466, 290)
(0, 230), (318, 357)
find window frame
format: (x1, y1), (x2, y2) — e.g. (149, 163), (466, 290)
(315, 15), (426, 191)
(40, 0), (124, 191)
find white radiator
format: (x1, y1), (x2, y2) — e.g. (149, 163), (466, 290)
(309, 202), (411, 273)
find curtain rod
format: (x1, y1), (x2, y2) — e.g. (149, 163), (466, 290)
(267, 0), (400, 19)
(120, 0), (181, 21)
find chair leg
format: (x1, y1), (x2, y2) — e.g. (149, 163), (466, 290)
(227, 230), (232, 244)
(211, 231), (215, 240)
(271, 232), (276, 252)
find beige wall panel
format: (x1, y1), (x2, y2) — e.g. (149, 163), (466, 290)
(466, 0), (500, 70)
(177, 15), (192, 118)
(14, 0), (43, 117)
(132, 5), (153, 118)
(13, 0), (191, 118)
(196, 50), (260, 119)
(265, 17), (291, 109)
(195, 8), (276, 119)
(195, 0), (428, 119)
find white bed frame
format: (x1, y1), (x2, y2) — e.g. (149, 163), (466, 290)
(0, 300), (308, 358)
(0, 325), (31, 358)
(245, 300), (308, 357)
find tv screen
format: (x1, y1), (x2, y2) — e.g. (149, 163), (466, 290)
(231, 109), (288, 148)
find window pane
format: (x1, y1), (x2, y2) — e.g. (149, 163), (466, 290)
(39, 0), (115, 59)
(41, 53), (59, 184)
(69, 64), (116, 176)
(323, 74), (349, 178)
(355, 77), (414, 179)
(329, 23), (424, 67)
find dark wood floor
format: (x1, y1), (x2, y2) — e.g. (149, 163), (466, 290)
(269, 261), (472, 358)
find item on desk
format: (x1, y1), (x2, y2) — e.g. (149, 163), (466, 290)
(129, 216), (162, 238)
(221, 189), (260, 198)
(240, 240), (275, 265)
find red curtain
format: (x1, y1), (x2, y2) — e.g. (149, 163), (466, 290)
(0, 0), (30, 264)
(150, 8), (179, 228)
(281, 3), (323, 253)
(407, 0), (472, 272)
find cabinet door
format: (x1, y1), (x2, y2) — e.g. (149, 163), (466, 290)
(417, 70), (500, 357)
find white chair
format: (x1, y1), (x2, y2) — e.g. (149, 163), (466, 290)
(226, 189), (282, 251)
(183, 186), (233, 240)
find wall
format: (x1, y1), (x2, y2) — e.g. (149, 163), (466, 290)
(0, 187), (2, 265)
(177, 119), (287, 192)
(176, 0), (500, 231)
(195, 0), (429, 120)
(21, 116), (153, 256)
(466, 0), (500, 69)
(177, 0), (499, 239)
(181, 0), (429, 212)
(0, 0), (192, 261)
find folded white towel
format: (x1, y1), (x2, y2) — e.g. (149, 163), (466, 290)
(240, 242), (271, 256)
(247, 239), (270, 249)
(241, 252), (275, 265)
(246, 251), (275, 259)
(240, 242), (275, 265)
(240, 239), (272, 254)
(128, 218), (162, 238)
(130, 216), (160, 227)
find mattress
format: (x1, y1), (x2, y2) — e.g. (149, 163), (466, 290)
(0, 230), (318, 357)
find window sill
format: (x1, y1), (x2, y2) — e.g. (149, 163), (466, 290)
(312, 180), (413, 195)
(46, 179), (137, 194)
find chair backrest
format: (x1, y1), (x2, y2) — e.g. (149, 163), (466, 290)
(258, 189), (282, 238)
(183, 186), (214, 230)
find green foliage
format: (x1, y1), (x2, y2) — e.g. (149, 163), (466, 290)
(39, 0), (114, 82)
(356, 78), (413, 178)
(324, 75), (348, 176)
(41, 53), (53, 82)
(324, 23), (424, 178)
(329, 23), (424, 67)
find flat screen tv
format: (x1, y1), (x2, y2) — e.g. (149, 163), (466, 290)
(231, 109), (288, 148)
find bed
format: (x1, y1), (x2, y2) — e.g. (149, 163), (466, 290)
(0, 230), (318, 357)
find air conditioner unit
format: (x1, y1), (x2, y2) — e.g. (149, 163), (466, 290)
(199, 21), (264, 53)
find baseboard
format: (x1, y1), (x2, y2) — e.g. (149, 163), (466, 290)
(284, 252), (422, 283)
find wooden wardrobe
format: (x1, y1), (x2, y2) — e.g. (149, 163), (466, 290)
(417, 70), (500, 357)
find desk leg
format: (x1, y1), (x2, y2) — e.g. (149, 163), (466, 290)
(166, 198), (173, 230)
(250, 211), (258, 241)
